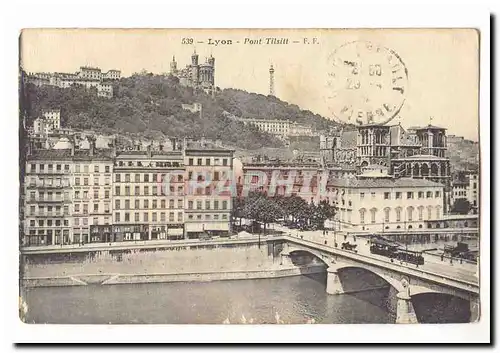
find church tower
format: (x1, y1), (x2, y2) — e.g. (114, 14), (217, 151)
(191, 50), (199, 87)
(170, 56), (177, 75)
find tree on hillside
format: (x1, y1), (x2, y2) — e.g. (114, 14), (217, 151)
(451, 198), (472, 215)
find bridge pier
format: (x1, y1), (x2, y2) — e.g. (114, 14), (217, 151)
(470, 296), (480, 322)
(396, 291), (418, 324)
(326, 267), (344, 295)
(280, 251), (292, 267)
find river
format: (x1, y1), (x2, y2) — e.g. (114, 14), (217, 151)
(23, 273), (396, 324)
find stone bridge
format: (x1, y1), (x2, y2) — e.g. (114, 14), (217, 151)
(277, 235), (480, 324)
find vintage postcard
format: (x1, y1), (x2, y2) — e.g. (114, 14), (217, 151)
(18, 28), (482, 329)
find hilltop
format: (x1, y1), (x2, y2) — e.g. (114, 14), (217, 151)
(22, 73), (339, 151)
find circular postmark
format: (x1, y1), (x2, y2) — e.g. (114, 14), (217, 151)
(326, 41), (408, 125)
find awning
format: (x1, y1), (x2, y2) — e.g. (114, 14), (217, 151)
(167, 227), (184, 236)
(185, 222), (230, 232)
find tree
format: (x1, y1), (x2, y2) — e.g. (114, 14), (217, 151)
(451, 198), (472, 215)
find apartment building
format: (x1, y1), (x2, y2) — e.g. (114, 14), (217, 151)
(23, 149), (73, 246)
(112, 148), (185, 241)
(184, 144), (234, 238)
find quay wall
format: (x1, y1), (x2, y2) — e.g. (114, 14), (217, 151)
(22, 264), (326, 288)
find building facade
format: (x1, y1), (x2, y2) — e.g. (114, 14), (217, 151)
(24, 66), (120, 98)
(184, 145), (234, 238)
(112, 147), (185, 241)
(329, 176), (445, 232)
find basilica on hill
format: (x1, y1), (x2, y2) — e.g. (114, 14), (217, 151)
(170, 50), (216, 97)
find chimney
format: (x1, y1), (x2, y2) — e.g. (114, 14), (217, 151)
(71, 140), (75, 156)
(172, 138), (177, 151)
(147, 144), (152, 158)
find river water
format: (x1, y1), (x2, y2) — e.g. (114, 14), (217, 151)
(23, 273), (396, 324)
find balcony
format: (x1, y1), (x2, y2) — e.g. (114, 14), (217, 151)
(26, 183), (67, 189)
(26, 198), (68, 204)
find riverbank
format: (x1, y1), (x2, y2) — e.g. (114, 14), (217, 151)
(22, 264), (326, 288)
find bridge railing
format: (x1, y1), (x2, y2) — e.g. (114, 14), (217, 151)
(281, 235), (479, 294)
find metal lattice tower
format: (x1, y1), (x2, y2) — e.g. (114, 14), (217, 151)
(269, 64), (275, 96)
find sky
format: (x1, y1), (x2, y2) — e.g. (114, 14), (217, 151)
(20, 28), (479, 141)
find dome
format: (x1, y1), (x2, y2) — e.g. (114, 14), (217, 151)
(53, 137), (72, 150)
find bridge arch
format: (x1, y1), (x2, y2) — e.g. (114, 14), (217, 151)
(330, 264), (405, 293)
(286, 247), (333, 267)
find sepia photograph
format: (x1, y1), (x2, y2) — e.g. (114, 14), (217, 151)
(11, 16), (490, 343)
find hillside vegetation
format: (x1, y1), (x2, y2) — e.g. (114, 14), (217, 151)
(22, 73), (341, 150)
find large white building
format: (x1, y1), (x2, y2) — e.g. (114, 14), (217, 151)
(238, 118), (313, 138)
(330, 175), (445, 232)
(25, 66), (120, 98)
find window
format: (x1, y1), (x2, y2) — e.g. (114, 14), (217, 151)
(371, 192), (376, 199)
(93, 204), (99, 212)
(188, 158), (193, 166)
(214, 215), (219, 220)
(75, 204), (80, 213)
(135, 174), (140, 183)
(144, 213), (149, 222)
(396, 192), (402, 199)
(396, 208), (402, 222)
(84, 178), (89, 186)
(197, 158), (202, 166)
(144, 200), (149, 209)
(197, 201), (202, 210)
(94, 165), (99, 173)
(93, 190), (99, 199)
(115, 200), (120, 210)
(64, 205), (69, 215)
(178, 199), (183, 208)
(359, 209), (366, 224)
(418, 191), (424, 199)
(116, 174), (121, 182)
(214, 171), (220, 181)
(144, 186), (149, 196)
(407, 192), (413, 199)
(125, 174), (130, 182)
(161, 212), (166, 222)
(384, 208), (390, 222)
(197, 215), (202, 220)
(222, 200), (228, 209)
(435, 191), (441, 197)
(29, 191), (35, 201)
(105, 203), (110, 213)
(125, 186), (130, 196)
(105, 166), (110, 173)
(74, 218), (79, 226)
(384, 192), (390, 200)
(426, 191), (432, 198)
(125, 200), (130, 209)
(169, 199), (174, 209)
(223, 159), (228, 166)
(115, 213), (120, 222)
(205, 200), (211, 210)
(104, 190), (110, 199)
(188, 201), (193, 209)
(206, 158), (211, 166)
(153, 186), (157, 195)
(360, 192), (365, 199)
(83, 191), (88, 199)
(125, 212), (130, 222)
(84, 165), (89, 173)
(370, 208), (377, 223)
(115, 186), (121, 196)
(144, 174), (149, 182)
(178, 212), (183, 222)
(135, 212), (140, 222)
(83, 204), (88, 215)
(134, 186), (139, 196)
(152, 213), (157, 222)
(161, 199), (166, 209)
(152, 200), (157, 209)
(427, 206), (432, 220)
(75, 177), (81, 186)
(418, 207), (423, 221)
(408, 207), (414, 222)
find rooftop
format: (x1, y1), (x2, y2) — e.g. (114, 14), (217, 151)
(327, 177), (443, 189)
(27, 148), (113, 161)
